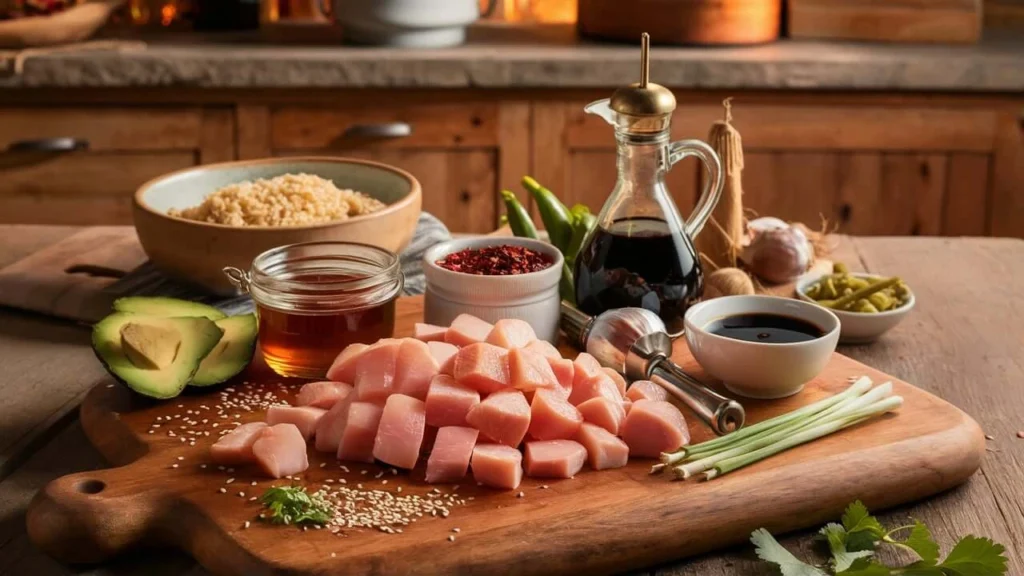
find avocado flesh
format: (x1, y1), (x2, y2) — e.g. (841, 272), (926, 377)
(120, 322), (182, 369)
(191, 314), (258, 387)
(113, 296), (226, 321)
(93, 313), (224, 399)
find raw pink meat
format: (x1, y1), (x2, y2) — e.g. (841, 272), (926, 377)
(252, 423), (309, 479)
(528, 388), (583, 440)
(326, 343), (369, 383)
(523, 440), (587, 479)
(372, 394), (427, 469)
(471, 443), (523, 490)
(620, 400), (689, 458)
(602, 368), (628, 397)
(439, 351), (457, 376)
(354, 339), (402, 403)
(427, 341), (458, 368)
(485, 318), (536, 349)
(266, 405), (326, 441)
(626, 380), (668, 403)
(465, 389), (530, 447)
(313, 394), (355, 453)
(296, 381), (353, 409)
(508, 347), (559, 392)
(453, 342), (511, 394)
(337, 402), (384, 463)
(425, 374), (480, 427)
(548, 357), (574, 397)
(414, 323), (448, 343)
(568, 371), (622, 406)
(572, 353), (604, 390)
(421, 425), (438, 455)
(576, 397), (626, 435)
(524, 339), (561, 361)
(445, 314), (494, 347)
(574, 423), (629, 470)
(425, 426), (479, 483)
(394, 338), (440, 400)
(623, 398), (633, 414)
(210, 422), (267, 465)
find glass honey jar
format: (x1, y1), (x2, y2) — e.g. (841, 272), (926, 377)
(224, 242), (403, 379)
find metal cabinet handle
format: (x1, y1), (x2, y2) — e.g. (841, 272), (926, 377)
(5, 137), (89, 153)
(341, 123), (412, 140)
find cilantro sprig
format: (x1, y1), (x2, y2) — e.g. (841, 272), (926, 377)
(751, 501), (1007, 576)
(257, 486), (332, 526)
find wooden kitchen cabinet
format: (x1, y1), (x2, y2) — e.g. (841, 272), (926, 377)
(0, 107), (234, 226)
(235, 97), (530, 234)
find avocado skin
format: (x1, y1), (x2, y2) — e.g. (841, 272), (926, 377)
(191, 314), (259, 387)
(93, 313), (224, 400)
(113, 296), (226, 321)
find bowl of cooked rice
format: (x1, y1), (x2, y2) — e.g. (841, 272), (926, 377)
(134, 157), (422, 294)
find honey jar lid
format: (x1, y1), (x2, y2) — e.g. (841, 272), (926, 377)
(609, 33), (676, 133)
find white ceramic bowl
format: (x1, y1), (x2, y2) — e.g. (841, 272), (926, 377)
(796, 273), (916, 344)
(422, 237), (563, 343)
(684, 295), (840, 399)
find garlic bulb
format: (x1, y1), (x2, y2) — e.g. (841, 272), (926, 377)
(740, 225), (813, 284)
(703, 268), (755, 300)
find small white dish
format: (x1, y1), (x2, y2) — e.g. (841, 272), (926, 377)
(796, 273), (915, 344)
(422, 237), (563, 343)
(684, 295), (840, 399)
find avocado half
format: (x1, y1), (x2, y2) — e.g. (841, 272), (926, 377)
(93, 313), (224, 399)
(113, 296), (226, 321)
(192, 314), (258, 387)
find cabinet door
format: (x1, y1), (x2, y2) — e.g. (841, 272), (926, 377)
(534, 97), (1008, 237)
(0, 108), (233, 225)
(247, 97), (529, 234)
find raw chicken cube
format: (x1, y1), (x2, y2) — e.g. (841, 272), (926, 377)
(568, 371), (623, 406)
(453, 342), (511, 394)
(414, 323), (448, 343)
(465, 389), (531, 447)
(528, 388), (583, 441)
(508, 347), (559, 392)
(421, 425), (438, 455)
(425, 426), (479, 484)
(620, 400), (690, 458)
(425, 374), (480, 427)
(372, 394), (427, 469)
(337, 402), (384, 463)
(394, 338), (440, 400)
(296, 381), (353, 409)
(576, 397), (626, 435)
(572, 353), (604, 390)
(266, 405), (326, 441)
(252, 423), (309, 479)
(326, 343), (369, 383)
(547, 357), (574, 398)
(622, 398), (633, 414)
(524, 339), (561, 361)
(427, 341), (458, 368)
(471, 443), (523, 490)
(485, 318), (537, 349)
(523, 440), (587, 479)
(210, 422), (267, 465)
(574, 423), (629, 470)
(314, 394), (355, 453)
(626, 380), (668, 403)
(602, 368), (628, 397)
(354, 339), (402, 403)
(445, 314), (494, 347)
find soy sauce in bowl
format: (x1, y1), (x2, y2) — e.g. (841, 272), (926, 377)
(706, 313), (824, 344)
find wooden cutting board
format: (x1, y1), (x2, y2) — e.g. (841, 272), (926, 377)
(25, 296), (985, 575)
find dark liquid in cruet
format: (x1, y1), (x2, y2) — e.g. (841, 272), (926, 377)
(574, 217), (702, 334)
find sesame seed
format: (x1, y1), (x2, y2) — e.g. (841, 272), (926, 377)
(382, 480), (388, 485)
(540, 485), (549, 490)
(244, 521), (250, 529)
(177, 456), (185, 461)
(219, 488), (227, 494)
(226, 478), (235, 484)
(452, 528), (460, 533)
(516, 492), (525, 498)
(170, 464), (179, 469)
(448, 535), (456, 542)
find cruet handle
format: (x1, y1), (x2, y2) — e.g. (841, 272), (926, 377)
(667, 139), (724, 238)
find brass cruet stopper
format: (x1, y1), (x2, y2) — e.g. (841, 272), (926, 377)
(609, 33), (677, 133)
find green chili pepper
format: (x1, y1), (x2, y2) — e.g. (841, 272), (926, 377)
(564, 210), (597, 268)
(521, 176), (572, 254)
(500, 190), (538, 240)
(560, 262), (576, 305)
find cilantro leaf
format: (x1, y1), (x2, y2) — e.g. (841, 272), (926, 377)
(837, 558), (894, 576)
(842, 501), (886, 552)
(936, 536), (1008, 576)
(821, 522), (875, 572)
(751, 528), (829, 576)
(883, 521), (940, 564)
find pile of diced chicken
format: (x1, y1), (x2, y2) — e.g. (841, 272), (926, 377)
(211, 314), (690, 490)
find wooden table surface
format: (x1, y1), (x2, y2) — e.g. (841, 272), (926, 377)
(0, 225), (1022, 575)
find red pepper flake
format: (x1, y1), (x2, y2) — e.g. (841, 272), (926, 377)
(436, 245), (552, 276)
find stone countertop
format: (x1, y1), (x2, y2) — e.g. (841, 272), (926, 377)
(1, 25), (1023, 92)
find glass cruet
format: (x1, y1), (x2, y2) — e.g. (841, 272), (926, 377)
(573, 33), (724, 335)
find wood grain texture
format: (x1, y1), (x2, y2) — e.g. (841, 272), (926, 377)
(990, 108), (1024, 238)
(25, 297), (985, 575)
(0, 108), (203, 151)
(943, 153), (990, 236)
(788, 0), (982, 43)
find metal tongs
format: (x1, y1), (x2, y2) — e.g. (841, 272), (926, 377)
(561, 302), (745, 436)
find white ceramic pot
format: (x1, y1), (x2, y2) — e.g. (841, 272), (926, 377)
(422, 237), (563, 343)
(684, 295), (840, 399)
(334, 0), (495, 48)
(796, 272), (916, 344)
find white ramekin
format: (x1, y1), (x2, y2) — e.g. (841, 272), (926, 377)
(422, 237), (563, 343)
